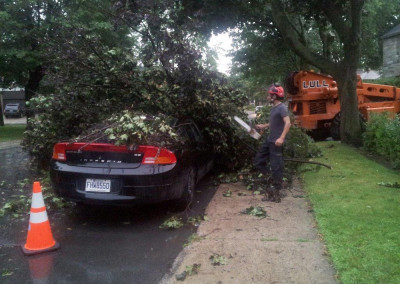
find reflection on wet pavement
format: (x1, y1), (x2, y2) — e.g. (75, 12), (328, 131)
(0, 145), (31, 204)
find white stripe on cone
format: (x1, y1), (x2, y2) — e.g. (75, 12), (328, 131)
(30, 211), (49, 224)
(31, 192), (45, 209)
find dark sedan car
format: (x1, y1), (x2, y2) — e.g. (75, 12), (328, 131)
(50, 119), (213, 210)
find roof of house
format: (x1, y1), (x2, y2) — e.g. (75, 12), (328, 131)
(382, 23), (400, 39)
(1, 90), (25, 100)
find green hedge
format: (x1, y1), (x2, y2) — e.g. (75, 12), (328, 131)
(362, 113), (400, 168)
(364, 77), (400, 87)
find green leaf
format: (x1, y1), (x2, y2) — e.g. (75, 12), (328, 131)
(241, 206), (267, 218)
(209, 254), (227, 266)
(1, 269), (14, 277)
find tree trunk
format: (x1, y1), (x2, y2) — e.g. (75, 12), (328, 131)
(333, 50), (362, 146)
(25, 66), (44, 129)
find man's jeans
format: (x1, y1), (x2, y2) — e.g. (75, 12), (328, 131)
(254, 141), (284, 190)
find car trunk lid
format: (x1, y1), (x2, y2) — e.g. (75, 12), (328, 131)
(52, 143), (176, 168)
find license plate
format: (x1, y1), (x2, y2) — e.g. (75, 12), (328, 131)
(85, 179), (111, 192)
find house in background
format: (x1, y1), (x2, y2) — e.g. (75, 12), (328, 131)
(382, 24), (400, 78)
(1, 88), (25, 110)
(357, 69), (381, 80)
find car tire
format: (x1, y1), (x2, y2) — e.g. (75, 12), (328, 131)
(173, 168), (195, 211)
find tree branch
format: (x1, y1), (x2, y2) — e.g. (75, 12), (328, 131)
(269, 0), (336, 74)
(321, 0), (350, 44)
(349, 0), (365, 46)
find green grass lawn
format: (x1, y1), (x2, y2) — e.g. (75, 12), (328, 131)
(0, 125), (26, 142)
(301, 141), (400, 284)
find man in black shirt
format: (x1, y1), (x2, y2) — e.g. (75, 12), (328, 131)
(255, 84), (291, 202)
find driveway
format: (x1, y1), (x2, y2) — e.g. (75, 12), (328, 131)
(2, 116), (27, 125)
(0, 144), (218, 284)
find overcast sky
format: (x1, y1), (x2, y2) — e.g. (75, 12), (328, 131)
(208, 32), (233, 74)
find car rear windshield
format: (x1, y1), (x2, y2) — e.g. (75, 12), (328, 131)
(5, 104), (19, 109)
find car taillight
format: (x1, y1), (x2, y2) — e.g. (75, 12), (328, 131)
(52, 143), (67, 161)
(140, 146), (177, 165)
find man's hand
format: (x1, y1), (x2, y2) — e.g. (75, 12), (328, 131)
(275, 137), (284, 147)
(255, 123), (269, 130)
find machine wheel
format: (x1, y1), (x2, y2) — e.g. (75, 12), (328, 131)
(173, 168), (195, 211)
(330, 113), (341, 140)
(310, 129), (330, 141)
(330, 112), (366, 141)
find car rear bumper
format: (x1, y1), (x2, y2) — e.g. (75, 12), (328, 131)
(50, 161), (185, 205)
(5, 111), (22, 117)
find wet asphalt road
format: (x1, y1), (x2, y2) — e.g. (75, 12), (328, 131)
(0, 145), (218, 284)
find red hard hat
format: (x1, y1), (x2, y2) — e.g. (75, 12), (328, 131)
(268, 84), (284, 98)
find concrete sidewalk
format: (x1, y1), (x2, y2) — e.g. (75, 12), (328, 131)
(160, 179), (338, 284)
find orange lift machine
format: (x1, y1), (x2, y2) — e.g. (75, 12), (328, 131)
(286, 70), (400, 139)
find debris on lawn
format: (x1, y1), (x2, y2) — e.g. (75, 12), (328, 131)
(185, 264), (201, 275)
(209, 254), (228, 266)
(261, 238), (279, 242)
(74, 112), (181, 148)
(159, 216), (184, 229)
(175, 272), (186, 282)
(216, 173), (240, 184)
(1, 269), (14, 277)
(223, 190), (232, 197)
(377, 182), (400, 189)
(296, 238), (312, 243)
(184, 234), (205, 248)
(175, 263), (201, 281)
(241, 206), (267, 218)
(0, 176), (70, 218)
(293, 195), (306, 198)
(187, 215), (208, 226)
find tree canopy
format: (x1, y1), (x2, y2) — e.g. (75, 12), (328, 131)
(15, 0), (254, 169)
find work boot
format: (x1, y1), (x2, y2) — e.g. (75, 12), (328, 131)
(262, 185), (282, 202)
(262, 191), (281, 203)
(262, 186), (274, 201)
(262, 194), (274, 202)
(272, 190), (281, 203)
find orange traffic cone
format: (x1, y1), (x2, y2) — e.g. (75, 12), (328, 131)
(22, 181), (60, 255)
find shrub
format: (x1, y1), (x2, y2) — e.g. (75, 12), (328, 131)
(364, 77), (400, 88)
(363, 113), (400, 168)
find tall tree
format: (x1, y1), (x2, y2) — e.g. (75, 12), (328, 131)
(0, 0), (61, 119)
(270, 0), (365, 145)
